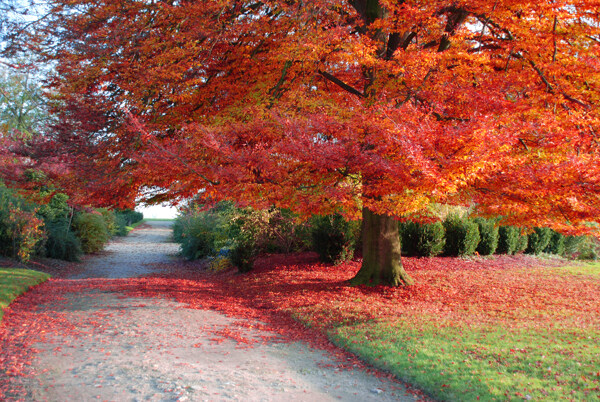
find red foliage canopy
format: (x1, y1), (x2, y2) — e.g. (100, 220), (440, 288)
(6, 0), (600, 232)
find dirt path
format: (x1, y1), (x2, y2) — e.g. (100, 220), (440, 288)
(3, 221), (419, 401)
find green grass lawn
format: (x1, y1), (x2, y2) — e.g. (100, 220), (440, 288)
(324, 262), (600, 401)
(548, 261), (600, 278)
(0, 268), (50, 322)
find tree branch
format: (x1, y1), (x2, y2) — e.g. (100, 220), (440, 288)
(317, 70), (366, 98)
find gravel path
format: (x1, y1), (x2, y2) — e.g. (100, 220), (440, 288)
(16, 221), (418, 401)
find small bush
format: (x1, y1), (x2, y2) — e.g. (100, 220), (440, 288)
(443, 214), (480, 257)
(564, 235), (586, 257)
(207, 256), (234, 272)
(400, 220), (445, 257)
(73, 212), (111, 253)
(178, 212), (226, 260)
(0, 187), (45, 261)
(497, 226), (520, 254)
(230, 234), (256, 273)
(545, 231), (566, 255)
(399, 220), (419, 256)
(526, 227), (552, 255)
(311, 214), (360, 264)
(44, 219), (82, 261)
(116, 209), (143, 226)
(228, 207), (309, 254)
(114, 213), (129, 236)
(516, 230), (528, 253)
(475, 218), (499, 256)
(574, 237), (599, 260)
(98, 208), (119, 236)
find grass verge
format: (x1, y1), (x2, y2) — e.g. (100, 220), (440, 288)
(331, 322), (599, 401)
(323, 262), (600, 401)
(0, 268), (50, 322)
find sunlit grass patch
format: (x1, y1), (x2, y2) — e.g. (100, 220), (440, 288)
(331, 321), (600, 401)
(548, 262), (600, 278)
(0, 268), (50, 322)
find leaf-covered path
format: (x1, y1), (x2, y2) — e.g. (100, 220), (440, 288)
(0, 221), (417, 401)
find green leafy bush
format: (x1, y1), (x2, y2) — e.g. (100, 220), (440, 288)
(497, 226), (519, 254)
(0, 186), (45, 261)
(399, 220), (419, 256)
(526, 227), (552, 255)
(399, 220), (445, 257)
(229, 207), (309, 254)
(98, 208), (119, 236)
(443, 214), (480, 257)
(516, 230), (529, 253)
(73, 212), (110, 253)
(564, 235), (586, 256)
(177, 212), (227, 260)
(311, 214), (360, 264)
(113, 213), (129, 236)
(573, 237), (599, 260)
(544, 230), (566, 255)
(36, 193), (85, 260)
(230, 233), (256, 273)
(116, 209), (143, 226)
(44, 219), (82, 261)
(475, 218), (499, 256)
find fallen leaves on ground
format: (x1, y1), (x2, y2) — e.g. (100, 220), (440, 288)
(1, 253), (597, 400)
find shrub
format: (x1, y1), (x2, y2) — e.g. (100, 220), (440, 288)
(0, 187), (45, 261)
(73, 212), (111, 253)
(475, 218), (499, 255)
(497, 226), (519, 254)
(311, 214), (360, 264)
(177, 212), (227, 260)
(516, 230), (529, 253)
(172, 215), (186, 243)
(573, 237), (599, 260)
(564, 235), (586, 257)
(525, 227), (552, 255)
(545, 231), (566, 255)
(98, 208), (119, 236)
(443, 214), (480, 256)
(230, 233), (256, 273)
(36, 193), (84, 260)
(44, 219), (82, 261)
(116, 209), (144, 226)
(399, 220), (445, 257)
(37, 193), (71, 223)
(207, 256), (234, 272)
(114, 213), (129, 236)
(229, 207), (309, 254)
(399, 220), (418, 256)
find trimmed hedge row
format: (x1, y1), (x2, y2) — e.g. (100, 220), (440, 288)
(400, 216), (587, 259)
(175, 202), (598, 273)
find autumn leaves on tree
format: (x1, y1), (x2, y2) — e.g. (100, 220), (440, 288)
(5, 0), (600, 285)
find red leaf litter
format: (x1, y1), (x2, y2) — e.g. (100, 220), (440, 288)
(1, 252), (594, 401)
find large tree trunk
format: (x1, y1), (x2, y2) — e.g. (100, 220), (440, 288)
(349, 207), (414, 286)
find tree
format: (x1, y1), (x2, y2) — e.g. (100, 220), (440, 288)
(9, 0), (600, 285)
(0, 67), (47, 137)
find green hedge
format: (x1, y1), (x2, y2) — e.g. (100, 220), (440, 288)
(73, 212), (111, 253)
(526, 227), (553, 255)
(311, 214), (360, 264)
(475, 218), (499, 256)
(399, 220), (445, 257)
(443, 215), (480, 257)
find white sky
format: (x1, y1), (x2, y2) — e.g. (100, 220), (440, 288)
(135, 203), (178, 219)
